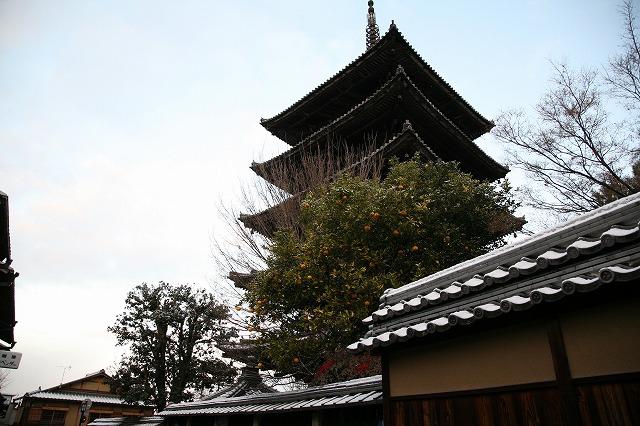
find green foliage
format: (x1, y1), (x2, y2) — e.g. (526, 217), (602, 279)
(242, 158), (523, 381)
(108, 282), (237, 410)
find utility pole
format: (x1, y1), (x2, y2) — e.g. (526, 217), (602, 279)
(56, 365), (71, 385)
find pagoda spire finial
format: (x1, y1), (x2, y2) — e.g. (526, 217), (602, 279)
(366, 1), (380, 50)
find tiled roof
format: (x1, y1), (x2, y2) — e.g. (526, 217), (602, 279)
(349, 120), (440, 167)
(201, 367), (276, 399)
(89, 416), (164, 426)
(254, 65), (506, 185)
(348, 193), (640, 353)
(158, 375), (382, 416)
(23, 390), (126, 405)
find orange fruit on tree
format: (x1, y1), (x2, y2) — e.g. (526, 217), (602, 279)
(257, 362), (263, 368)
(293, 358), (300, 363)
(393, 229), (400, 236)
(364, 225), (371, 231)
(412, 245), (419, 251)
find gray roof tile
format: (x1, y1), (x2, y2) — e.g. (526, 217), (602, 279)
(159, 375), (382, 416)
(349, 193), (640, 353)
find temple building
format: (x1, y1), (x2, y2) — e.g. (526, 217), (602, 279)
(15, 370), (155, 426)
(239, 1), (506, 239)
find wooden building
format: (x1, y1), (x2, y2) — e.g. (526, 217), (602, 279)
(16, 370), (154, 426)
(348, 193), (640, 425)
(0, 190), (18, 351)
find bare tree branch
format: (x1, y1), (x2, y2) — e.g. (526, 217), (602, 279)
(605, 0), (640, 112)
(494, 59), (639, 215)
(210, 136), (383, 292)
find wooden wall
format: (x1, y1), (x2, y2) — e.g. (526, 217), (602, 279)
(187, 406), (382, 426)
(390, 386), (566, 425)
(389, 378), (640, 426)
(383, 291), (640, 425)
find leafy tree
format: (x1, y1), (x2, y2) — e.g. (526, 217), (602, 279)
(212, 139), (382, 304)
(240, 158), (522, 381)
(108, 282), (237, 410)
(493, 1), (640, 216)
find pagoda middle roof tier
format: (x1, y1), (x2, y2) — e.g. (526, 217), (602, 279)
(252, 66), (507, 187)
(261, 23), (493, 145)
(243, 125), (440, 237)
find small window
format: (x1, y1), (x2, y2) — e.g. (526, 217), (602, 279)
(39, 410), (66, 426)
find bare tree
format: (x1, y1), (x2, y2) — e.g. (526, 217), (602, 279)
(605, 0), (640, 117)
(493, 1), (640, 216)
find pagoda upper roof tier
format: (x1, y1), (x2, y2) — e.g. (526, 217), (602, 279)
(252, 65), (507, 189)
(261, 23), (493, 145)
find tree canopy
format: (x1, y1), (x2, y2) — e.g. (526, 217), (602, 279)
(240, 158), (523, 381)
(108, 282), (236, 410)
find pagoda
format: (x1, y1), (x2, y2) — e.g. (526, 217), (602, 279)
(240, 1), (507, 247)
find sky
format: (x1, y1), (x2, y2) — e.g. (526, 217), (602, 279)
(0, 0), (627, 396)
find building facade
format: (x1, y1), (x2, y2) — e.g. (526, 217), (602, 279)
(16, 370), (154, 426)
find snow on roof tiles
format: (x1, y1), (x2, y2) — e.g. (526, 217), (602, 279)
(349, 193), (640, 353)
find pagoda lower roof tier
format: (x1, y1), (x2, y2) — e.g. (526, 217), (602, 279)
(261, 23), (493, 145)
(239, 195), (302, 238)
(252, 66), (507, 189)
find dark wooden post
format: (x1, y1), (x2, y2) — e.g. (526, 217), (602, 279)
(546, 317), (580, 426)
